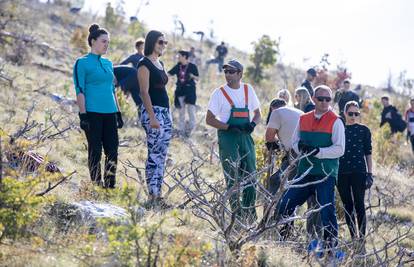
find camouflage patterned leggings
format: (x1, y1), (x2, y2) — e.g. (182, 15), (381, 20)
(140, 106), (172, 196)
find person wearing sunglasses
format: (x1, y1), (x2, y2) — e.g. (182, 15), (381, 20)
(294, 87), (315, 113)
(168, 50), (199, 137)
(73, 24), (123, 189)
(277, 85), (345, 257)
(337, 101), (372, 253)
(137, 30), (171, 208)
(206, 59), (261, 222)
(405, 98), (414, 153)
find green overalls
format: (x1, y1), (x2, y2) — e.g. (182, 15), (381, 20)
(217, 84), (257, 220)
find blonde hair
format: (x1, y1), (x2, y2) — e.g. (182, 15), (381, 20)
(294, 87), (312, 111)
(277, 89), (291, 105)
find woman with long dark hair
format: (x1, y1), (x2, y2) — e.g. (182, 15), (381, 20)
(73, 23), (123, 188)
(137, 30), (171, 208)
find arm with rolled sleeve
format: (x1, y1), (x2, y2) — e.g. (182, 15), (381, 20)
(315, 118), (345, 159)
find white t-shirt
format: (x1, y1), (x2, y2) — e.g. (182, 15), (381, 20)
(267, 106), (303, 150)
(207, 83), (261, 123)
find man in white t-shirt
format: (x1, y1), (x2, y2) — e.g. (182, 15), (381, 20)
(206, 59), (261, 221)
(265, 98), (303, 194)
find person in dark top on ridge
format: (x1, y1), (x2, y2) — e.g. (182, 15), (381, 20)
(206, 41), (228, 73)
(337, 101), (373, 253)
(380, 96), (406, 134)
(405, 98), (414, 153)
(120, 39), (144, 68)
(333, 79), (360, 118)
(301, 68), (317, 97)
(137, 30), (171, 208)
(168, 50), (199, 136)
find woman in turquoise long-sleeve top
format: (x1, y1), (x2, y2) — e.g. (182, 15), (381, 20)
(73, 23), (123, 188)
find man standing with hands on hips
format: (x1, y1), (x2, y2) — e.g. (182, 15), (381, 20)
(206, 59), (261, 222)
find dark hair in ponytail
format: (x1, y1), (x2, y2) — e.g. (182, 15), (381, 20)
(87, 23), (108, 47)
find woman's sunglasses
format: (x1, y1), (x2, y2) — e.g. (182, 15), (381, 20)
(158, 40), (168, 46)
(316, 96), (332, 102)
(347, 111), (360, 117)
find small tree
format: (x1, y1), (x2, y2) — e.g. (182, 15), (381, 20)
(246, 35), (279, 85)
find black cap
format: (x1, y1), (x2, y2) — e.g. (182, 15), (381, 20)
(307, 68), (317, 77)
(223, 59), (243, 72)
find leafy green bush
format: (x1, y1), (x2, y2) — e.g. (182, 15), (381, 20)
(0, 176), (50, 241)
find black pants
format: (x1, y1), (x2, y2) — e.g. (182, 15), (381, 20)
(410, 135), (414, 153)
(85, 112), (119, 188)
(337, 172), (366, 239)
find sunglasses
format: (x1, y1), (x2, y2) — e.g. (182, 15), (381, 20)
(157, 40), (168, 46)
(347, 111), (360, 117)
(224, 69), (239, 74)
(316, 96), (332, 102)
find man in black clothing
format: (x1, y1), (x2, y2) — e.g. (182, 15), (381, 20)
(380, 96), (406, 134)
(334, 79), (360, 118)
(120, 39), (144, 68)
(301, 68), (317, 97)
(206, 41), (228, 73)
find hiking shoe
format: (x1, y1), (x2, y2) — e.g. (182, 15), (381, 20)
(155, 197), (172, 210)
(334, 249), (346, 261)
(307, 239), (324, 258)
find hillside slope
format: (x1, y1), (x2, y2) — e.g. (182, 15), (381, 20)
(1, 1), (414, 266)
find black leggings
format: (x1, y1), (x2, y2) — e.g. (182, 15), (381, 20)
(410, 135), (414, 153)
(337, 172), (366, 239)
(85, 112), (119, 188)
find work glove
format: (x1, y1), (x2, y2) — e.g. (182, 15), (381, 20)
(116, 112), (124, 129)
(244, 121), (256, 134)
(298, 141), (320, 156)
(365, 172), (373, 189)
(227, 124), (244, 133)
(265, 141), (280, 151)
(79, 112), (89, 132)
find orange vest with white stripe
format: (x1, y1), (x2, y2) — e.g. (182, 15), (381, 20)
(297, 110), (340, 177)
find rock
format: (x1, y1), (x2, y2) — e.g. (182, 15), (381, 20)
(49, 201), (144, 234)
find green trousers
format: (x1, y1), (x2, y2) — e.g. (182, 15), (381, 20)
(218, 129), (257, 219)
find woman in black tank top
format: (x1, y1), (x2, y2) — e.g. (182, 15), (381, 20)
(137, 30), (172, 208)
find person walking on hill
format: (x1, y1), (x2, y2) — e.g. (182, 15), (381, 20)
(405, 98), (414, 153)
(301, 68), (317, 97)
(120, 39), (144, 68)
(168, 50), (199, 136)
(137, 30), (171, 208)
(73, 24), (123, 188)
(294, 87), (315, 112)
(276, 85), (345, 257)
(337, 101), (373, 253)
(206, 59), (261, 222)
(206, 41), (228, 73)
(380, 96), (406, 134)
(333, 79), (360, 118)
